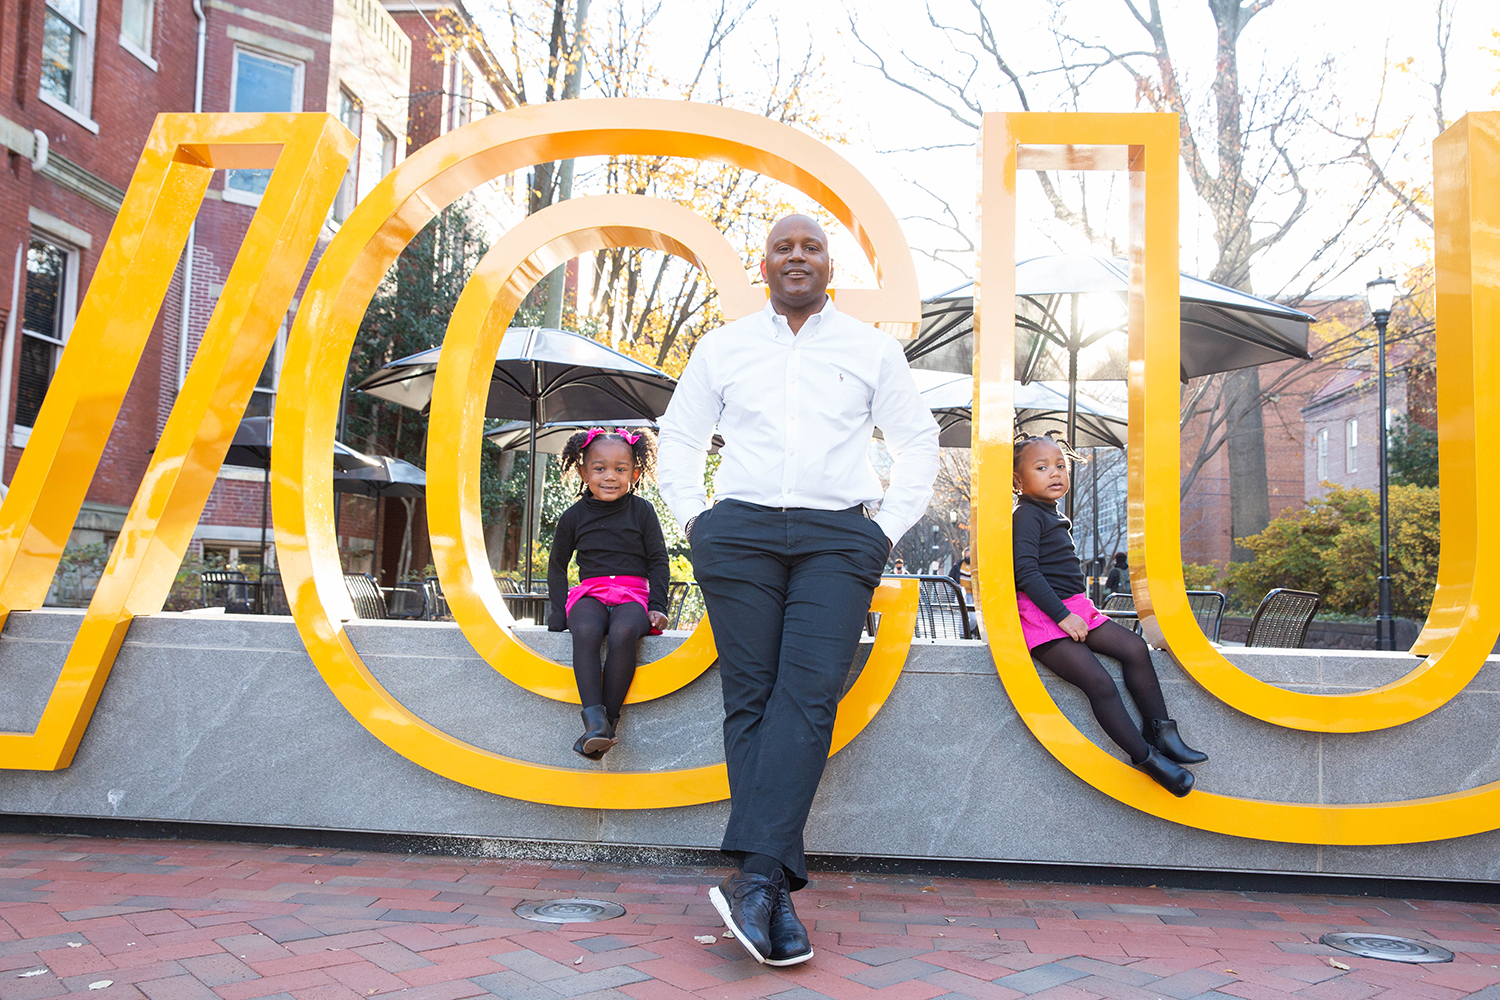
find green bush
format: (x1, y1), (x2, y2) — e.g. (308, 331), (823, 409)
(1225, 484), (1439, 619)
(1183, 562), (1222, 590)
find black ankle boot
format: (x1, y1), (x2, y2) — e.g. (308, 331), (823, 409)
(1144, 718), (1208, 764)
(1136, 748), (1194, 796)
(573, 705), (617, 758)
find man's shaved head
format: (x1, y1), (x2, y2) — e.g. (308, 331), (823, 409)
(764, 214), (828, 256)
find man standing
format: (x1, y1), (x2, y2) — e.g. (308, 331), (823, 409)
(657, 214), (939, 966)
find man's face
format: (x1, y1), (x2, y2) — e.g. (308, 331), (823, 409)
(760, 216), (830, 311)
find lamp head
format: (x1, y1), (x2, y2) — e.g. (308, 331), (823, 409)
(1365, 275), (1397, 322)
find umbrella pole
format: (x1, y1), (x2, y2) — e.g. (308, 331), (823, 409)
(524, 394), (537, 592)
(1066, 294), (1080, 520)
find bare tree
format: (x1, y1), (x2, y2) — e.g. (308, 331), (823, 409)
(850, 0), (1436, 559)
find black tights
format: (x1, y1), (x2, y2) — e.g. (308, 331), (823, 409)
(1033, 620), (1169, 763)
(567, 597), (650, 717)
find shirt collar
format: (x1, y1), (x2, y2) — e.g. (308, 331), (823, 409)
(763, 294), (836, 337)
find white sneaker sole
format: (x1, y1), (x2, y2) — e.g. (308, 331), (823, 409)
(764, 947), (814, 967)
(709, 885), (768, 964)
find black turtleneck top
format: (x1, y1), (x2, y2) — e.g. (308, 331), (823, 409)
(547, 492), (669, 629)
(1012, 494), (1086, 623)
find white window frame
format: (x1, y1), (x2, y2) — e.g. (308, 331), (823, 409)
(246, 322), (286, 418)
(15, 231), (82, 439)
(1316, 427), (1328, 481)
(331, 86), (363, 225)
(378, 122), (397, 177)
(37, 0), (100, 132)
(223, 46), (305, 208)
(118, 0), (157, 70)
(1345, 417), (1358, 474)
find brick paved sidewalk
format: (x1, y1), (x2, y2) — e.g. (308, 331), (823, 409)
(0, 835), (1497, 1000)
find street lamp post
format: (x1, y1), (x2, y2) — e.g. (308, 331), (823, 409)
(1366, 275), (1397, 651)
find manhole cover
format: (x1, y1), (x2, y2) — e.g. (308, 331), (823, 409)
(513, 899), (626, 923)
(1320, 933), (1454, 964)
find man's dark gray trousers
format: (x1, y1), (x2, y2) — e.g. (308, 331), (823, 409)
(689, 498), (887, 889)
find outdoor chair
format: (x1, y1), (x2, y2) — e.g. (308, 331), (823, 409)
(259, 571), (290, 615)
(200, 570), (255, 614)
(912, 574), (972, 640)
(665, 581), (706, 629)
(502, 592), (549, 624)
(1244, 588), (1321, 649)
(344, 573), (388, 619)
(495, 576), (521, 595)
(1186, 590), (1227, 643)
(423, 576), (450, 619)
(1099, 592), (1142, 634)
(385, 581), (429, 620)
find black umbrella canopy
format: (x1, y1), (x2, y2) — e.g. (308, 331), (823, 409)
(334, 455), (427, 498)
(484, 418), (659, 455)
(910, 255), (1315, 383)
(226, 416), (385, 474)
(902, 370), (1128, 449)
(353, 326), (677, 422)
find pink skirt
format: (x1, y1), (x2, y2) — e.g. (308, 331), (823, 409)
(565, 575), (650, 617)
(1016, 591), (1110, 649)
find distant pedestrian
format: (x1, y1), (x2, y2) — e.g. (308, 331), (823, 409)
(891, 558), (906, 574)
(1105, 551), (1130, 596)
(547, 428), (670, 759)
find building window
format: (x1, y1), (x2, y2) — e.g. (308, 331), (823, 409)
(332, 88), (363, 223)
(1345, 418), (1358, 474)
(17, 238), (77, 430)
(378, 123), (397, 177)
(119, 0), (155, 67)
(225, 48), (304, 204)
(39, 0), (97, 124)
(1316, 428), (1328, 481)
(450, 62), (472, 130)
(244, 324), (284, 419)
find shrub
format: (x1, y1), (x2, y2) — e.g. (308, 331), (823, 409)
(1183, 562), (1222, 590)
(1226, 484), (1439, 619)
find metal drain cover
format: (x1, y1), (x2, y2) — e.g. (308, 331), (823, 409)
(514, 899), (626, 923)
(1320, 933), (1453, 964)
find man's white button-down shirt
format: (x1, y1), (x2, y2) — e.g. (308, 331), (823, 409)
(657, 297), (940, 546)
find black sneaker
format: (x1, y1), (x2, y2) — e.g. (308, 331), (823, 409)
(708, 869), (781, 964)
(764, 884), (813, 966)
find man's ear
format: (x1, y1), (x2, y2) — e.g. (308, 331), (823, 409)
(759, 258), (767, 282)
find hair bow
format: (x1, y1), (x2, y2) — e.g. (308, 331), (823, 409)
(615, 428), (641, 444)
(582, 427), (608, 449)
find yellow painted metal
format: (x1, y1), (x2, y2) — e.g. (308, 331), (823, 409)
(0, 114), (354, 769)
(976, 111), (1500, 844)
(985, 113), (1499, 735)
(425, 196), (756, 702)
(271, 99), (921, 805)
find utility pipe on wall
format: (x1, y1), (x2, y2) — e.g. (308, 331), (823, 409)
(178, 0), (207, 391)
(0, 242), (23, 489)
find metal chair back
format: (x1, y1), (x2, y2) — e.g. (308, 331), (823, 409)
(1101, 593), (1135, 613)
(343, 573), (388, 619)
(386, 581), (429, 620)
(1185, 590), (1226, 643)
(1245, 588), (1321, 648)
(200, 570), (254, 613)
(910, 574), (972, 640)
(495, 576), (521, 595)
(423, 576), (450, 619)
(665, 581), (705, 629)
(259, 572), (290, 615)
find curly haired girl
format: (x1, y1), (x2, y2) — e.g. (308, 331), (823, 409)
(547, 427), (669, 758)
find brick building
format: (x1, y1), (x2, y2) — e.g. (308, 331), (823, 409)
(0, 0), (516, 602)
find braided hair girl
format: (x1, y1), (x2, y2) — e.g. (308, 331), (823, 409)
(1011, 433), (1207, 795)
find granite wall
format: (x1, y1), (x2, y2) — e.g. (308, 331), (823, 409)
(1, 609), (1497, 882)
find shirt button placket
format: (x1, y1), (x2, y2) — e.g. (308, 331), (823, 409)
(785, 343), (799, 504)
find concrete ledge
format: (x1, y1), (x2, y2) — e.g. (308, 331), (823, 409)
(2, 609), (1498, 882)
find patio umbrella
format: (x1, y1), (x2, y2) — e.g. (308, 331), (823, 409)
(217, 417), (424, 602)
(900, 370), (1129, 449)
(910, 254), (1315, 448)
(354, 327), (677, 589)
(484, 418), (725, 456)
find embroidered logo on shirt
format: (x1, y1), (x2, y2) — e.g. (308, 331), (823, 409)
(838, 373), (844, 381)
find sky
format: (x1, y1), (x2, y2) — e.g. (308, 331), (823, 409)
(476, 0), (1500, 302)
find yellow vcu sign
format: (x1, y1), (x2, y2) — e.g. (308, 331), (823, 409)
(1, 102), (1498, 844)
